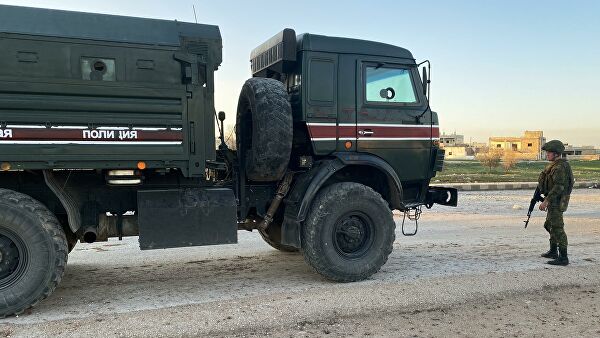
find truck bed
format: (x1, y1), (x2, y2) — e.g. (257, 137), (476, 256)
(0, 5), (222, 176)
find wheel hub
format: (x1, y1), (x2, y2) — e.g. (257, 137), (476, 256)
(333, 213), (374, 258)
(0, 231), (24, 286)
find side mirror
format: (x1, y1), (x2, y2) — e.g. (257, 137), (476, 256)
(422, 67), (428, 96)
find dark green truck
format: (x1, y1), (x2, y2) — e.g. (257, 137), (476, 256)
(0, 5), (456, 317)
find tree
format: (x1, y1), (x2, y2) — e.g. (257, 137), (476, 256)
(215, 124), (237, 150)
(477, 149), (502, 172)
(224, 125), (236, 150)
(502, 151), (519, 173)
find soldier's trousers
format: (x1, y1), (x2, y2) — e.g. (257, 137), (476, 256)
(544, 208), (568, 249)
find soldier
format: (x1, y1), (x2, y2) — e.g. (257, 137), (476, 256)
(538, 140), (574, 266)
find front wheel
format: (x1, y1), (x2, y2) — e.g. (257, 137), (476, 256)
(301, 183), (395, 282)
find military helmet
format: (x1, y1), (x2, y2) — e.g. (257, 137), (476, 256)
(542, 140), (565, 154)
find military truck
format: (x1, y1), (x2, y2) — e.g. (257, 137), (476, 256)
(0, 5), (457, 317)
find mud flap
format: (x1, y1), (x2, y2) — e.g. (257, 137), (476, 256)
(137, 188), (237, 250)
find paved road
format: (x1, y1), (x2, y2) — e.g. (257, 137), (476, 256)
(1, 189), (599, 337)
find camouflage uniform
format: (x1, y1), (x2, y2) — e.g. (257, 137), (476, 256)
(538, 158), (574, 250)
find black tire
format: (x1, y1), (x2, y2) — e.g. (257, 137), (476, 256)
(236, 77), (293, 182)
(259, 225), (299, 253)
(0, 189), (68, 318)
(301, 183), (395, 282)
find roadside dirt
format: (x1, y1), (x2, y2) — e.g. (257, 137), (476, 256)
(0, 189), (598, 337)
(238, 284), (600, 337)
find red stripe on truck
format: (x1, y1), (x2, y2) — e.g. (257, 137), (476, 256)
(0, 127), (183, 142)
(306, 123), (439, 140)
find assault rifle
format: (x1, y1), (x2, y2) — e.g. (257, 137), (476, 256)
(524, 187), (544, 228)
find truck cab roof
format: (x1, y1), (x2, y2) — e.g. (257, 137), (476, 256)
(297, 33), (415, 62)
(250, 28), (416, 77)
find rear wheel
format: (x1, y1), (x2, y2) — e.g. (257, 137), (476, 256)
(301, 183), (395, 282)
(0, 189), (68, 318)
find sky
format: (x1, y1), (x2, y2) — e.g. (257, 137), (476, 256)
(1, 0), (598, 146)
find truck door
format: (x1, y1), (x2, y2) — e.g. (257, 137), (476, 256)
(355, 60), (435, 183)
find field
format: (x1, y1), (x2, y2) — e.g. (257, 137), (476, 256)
(433, 160), (600, 183)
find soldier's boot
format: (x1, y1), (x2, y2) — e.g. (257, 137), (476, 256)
(541, 241), (558, 259)
(547, 247), (569, 266)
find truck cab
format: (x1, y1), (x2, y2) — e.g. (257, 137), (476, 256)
(246, 30), (453, 248)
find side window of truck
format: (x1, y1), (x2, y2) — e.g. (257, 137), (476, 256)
(365, 66), (416, 104)
(309, 59), (335, 104)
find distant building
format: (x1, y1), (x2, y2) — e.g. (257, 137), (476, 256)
(469, 141), (487, 148)
(439, 132), (464, 147)
(489, 131), (546, 160)
(445, 145), (475, 160)
(564, 144), (600, 160)
(468, 142), (488, 156)
(439, 133), (486, 159)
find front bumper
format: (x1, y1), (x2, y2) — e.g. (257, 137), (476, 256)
(426, 186), (458, 207)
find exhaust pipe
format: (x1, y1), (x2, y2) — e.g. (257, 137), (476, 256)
(80, 214), (140, 243)
(83, 227), (97, 243)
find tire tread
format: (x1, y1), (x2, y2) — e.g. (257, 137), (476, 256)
(236, 78), (293, 182)
(301, 183), (395, 282)
(0, 188), (68, 318)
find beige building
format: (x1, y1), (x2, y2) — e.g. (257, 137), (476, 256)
(444, 146), (475, 160)
(489, 131), (546, 160)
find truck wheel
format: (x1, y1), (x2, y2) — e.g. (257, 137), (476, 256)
(237, 78), (293, 182)
(301, 183), (395, 282)
(0, 189), (68, 318)
(259, 225), (299, 253)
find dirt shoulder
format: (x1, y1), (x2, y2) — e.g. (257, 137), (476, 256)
(2, 264), (599, 337)
(244, 282), (600, 338)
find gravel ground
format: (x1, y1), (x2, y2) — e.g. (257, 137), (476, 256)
(0, 189), (599, 337)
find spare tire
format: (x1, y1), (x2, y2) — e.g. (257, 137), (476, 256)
(236, 78), (293, 182)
